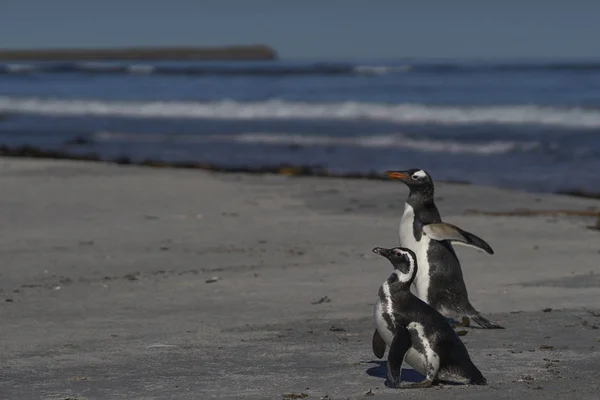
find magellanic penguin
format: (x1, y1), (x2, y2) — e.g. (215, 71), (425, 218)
(385, 168), (503, 329)
(372, 246), (487, 388)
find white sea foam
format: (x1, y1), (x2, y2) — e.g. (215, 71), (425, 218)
(128, 65), (155, 74)
(93, 131), (538, 155)
(5, 64), (36, 73)
(2, 96), (600, 128)
(353, 65), (411, 75)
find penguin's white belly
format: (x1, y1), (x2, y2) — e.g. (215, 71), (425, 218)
(398, 203), (431, 302)
(413, 236), (431, 301)
(404, 348), (428, 376)
(374, 302), (429, 376)
(374, 299), (395, 345)
(398, 203), (418, 250)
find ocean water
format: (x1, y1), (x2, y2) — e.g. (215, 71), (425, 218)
(1, 59), (600, 194)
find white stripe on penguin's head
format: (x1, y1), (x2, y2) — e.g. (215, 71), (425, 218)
(411, 169), (427, 179)
(390, 247), (417, 283)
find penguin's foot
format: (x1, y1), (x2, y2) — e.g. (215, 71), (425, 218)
(397, 379), (434, 389)
(385, 379), (400, 388)
(446, 316), (471, 330)
(452, 316), (470, 328)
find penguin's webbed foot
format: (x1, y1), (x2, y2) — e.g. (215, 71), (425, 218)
(397, 379), (434, 389)
(385, 378), (401, 388)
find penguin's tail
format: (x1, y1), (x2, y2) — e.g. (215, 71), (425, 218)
(456, 362), (487, 386)
(470, 313), (504, 329)
(468, 369), (488, 386)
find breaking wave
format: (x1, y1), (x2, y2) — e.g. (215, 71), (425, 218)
(93, 131), (539, 155)
(3, 96), (600, 128)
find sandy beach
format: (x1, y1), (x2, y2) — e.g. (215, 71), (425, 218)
(0, 156), (599, 399)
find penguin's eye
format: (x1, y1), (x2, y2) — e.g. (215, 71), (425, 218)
(411, 174), (421, 180)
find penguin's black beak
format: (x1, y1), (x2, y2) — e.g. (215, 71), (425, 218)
(385, 171), (410, 182)
(372, 247), (391, 258)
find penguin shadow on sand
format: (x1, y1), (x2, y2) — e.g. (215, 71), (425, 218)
(365, 361), (428, 388)
(365, 361), (466, 388)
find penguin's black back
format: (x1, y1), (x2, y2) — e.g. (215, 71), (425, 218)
(390, 286), (484, 383)
(409, 197), (477, 315)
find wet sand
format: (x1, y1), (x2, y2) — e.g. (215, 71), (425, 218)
(0, 157), (599, 399)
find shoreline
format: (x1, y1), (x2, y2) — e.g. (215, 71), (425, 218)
(1, 143), (600, 200)
(0, 45), (278, 61)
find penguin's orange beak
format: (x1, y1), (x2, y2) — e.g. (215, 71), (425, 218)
(385, 171), (409, 180)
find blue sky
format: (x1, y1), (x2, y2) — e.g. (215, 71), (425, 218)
(1, 0), (599, 60)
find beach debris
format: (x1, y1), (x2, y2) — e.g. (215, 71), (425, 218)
(582, 320), (599, 329)
(310, 296), (331, 305)
(329, 325), (346, 332)
(542, 308), (553, 313)
(205, 276), (220, 283)
(5, 298), (13, 303)
(519, 374), (534, 382)
(589, 216), (600, 231)
(456, 330), (469, 336)
(586, 309), (600, 317)
(365, 389), (375, 396)
(282, 393), (308, 399)
(539, 345), (554, 351)
(123, 273), (139, 281)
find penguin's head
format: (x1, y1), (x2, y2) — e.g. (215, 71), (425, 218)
(372, 246), (417, 277)
(385, 169), (434, 195)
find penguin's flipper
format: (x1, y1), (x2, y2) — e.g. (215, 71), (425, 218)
(422, 223), (494, 255)
(372, 329), (386, 359)
(387, 327), (412, 387)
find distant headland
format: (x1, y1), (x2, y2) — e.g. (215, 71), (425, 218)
(0, 44), (278, 61)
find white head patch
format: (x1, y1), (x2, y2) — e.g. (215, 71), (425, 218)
(393, 249), (415, 283)
(412, 170), (427, 179)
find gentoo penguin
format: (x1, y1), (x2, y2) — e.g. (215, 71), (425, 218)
(385, 168), (503, 329)
(372, 246), (487, 388)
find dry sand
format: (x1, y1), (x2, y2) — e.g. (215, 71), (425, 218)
(0, 157), (599, 400)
